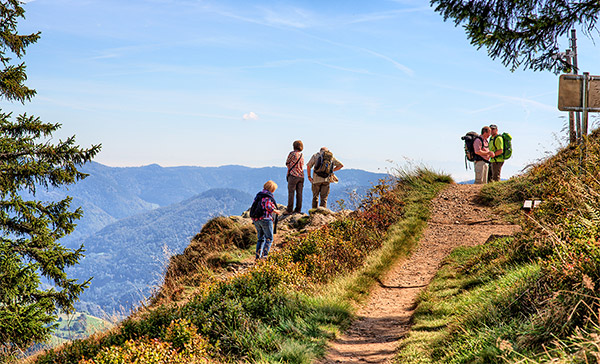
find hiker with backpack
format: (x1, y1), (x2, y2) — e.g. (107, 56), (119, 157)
(488, 124), (504, 182)
(306, 147), (344, 209)
(250, 180), (280, 260)
(285, 140), (304, 214)
(473, 126), (495, 184)
(488, 124), (512, 182)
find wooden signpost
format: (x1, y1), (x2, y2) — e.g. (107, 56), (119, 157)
(558, 74), (600, 112)
(558, 73), (600, 139)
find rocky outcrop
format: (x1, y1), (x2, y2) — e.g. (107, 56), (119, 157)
(239, 206), (353, 233)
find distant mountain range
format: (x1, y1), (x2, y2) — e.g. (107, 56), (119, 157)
(35, 162), (387, 316)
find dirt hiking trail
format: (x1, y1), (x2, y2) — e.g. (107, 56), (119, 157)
(319, 183), (521, 364)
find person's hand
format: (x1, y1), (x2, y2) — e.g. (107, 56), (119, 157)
(308, 176), (313, 182)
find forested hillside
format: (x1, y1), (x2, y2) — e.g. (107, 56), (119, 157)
(69, 188), (253, 316)
(33, 163), (386, 316)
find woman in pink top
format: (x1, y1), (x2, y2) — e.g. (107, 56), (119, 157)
(285, 140), (304, 213)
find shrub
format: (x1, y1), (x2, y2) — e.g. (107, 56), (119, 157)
(162, 319), (210, 358)
(77, 337), (211, 364)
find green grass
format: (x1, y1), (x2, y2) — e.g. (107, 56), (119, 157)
(49, 313), (113, 344)
(395, 239), (542, 364)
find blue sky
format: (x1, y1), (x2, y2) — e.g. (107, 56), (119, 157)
(6, 0), (600, 182)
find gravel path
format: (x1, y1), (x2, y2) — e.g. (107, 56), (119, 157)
(319, 183), (521, 364)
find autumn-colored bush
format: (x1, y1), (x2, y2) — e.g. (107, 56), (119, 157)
(78, 320), (212, 364)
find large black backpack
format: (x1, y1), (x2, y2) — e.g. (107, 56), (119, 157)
(314, 151), (334, 178)
(461, 132), (481, 168)
(249, 192), (276, 219)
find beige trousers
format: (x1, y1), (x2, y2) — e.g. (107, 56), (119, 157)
(311, 182), (330, 209)
(474, 160), (489, 184)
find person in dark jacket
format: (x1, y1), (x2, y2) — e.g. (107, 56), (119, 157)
(251, 180), (280, 259)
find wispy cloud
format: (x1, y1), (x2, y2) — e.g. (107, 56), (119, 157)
(465, 103), (506, 114)
(177, 3), (417, 77)
(483, 91), (557, 113)
(197, 3), (428, 30)
(312, 61), (371, 75)
(299, 32), (416, 77)
(344, 7), (432, 25)
(89, 53), (120, 60)
(242, 58), (371, 75)
(259, 6), (314, 28)
(360, 48), (415, 76)
(196, 4), (292, 29)
(438, 82), (558, 113)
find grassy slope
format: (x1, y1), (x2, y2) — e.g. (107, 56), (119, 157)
(48, 314), (114, 346)
(396, 130), (600, 363)
(26, 168), (451, 364)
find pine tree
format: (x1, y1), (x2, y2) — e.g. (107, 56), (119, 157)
(0, 0), (101, 359)
(431, 0), (600, 72)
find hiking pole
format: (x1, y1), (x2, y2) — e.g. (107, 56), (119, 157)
(274, 214), (278, 235)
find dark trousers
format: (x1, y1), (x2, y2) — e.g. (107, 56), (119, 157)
(287, 175), (304, 213)
(490, 161), (504, 182)
(311, 182), (330, 209)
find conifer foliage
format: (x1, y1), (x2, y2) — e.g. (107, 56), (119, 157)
(431, 0), (600, 72)
(0, 0), (100, 359)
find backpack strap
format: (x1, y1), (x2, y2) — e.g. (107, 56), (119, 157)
(260, 192), (277, 206)
(490, 136), (502, 161)
(492, 135), (501, 150)
(287, 152), (302, 177)
(257, 192), (277, 211)
(474, 136), (484, 162)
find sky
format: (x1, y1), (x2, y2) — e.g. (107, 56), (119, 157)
(5, 0), (600, 182)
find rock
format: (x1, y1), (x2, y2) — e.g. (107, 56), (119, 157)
(229, 215), (252, 225)
(309, 207), (334, 216)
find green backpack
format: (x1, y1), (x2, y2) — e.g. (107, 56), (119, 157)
(501, 132), (512, 160)
(493, 132), (512, 160)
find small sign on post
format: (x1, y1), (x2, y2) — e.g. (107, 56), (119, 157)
(522, 199), (542, 213)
